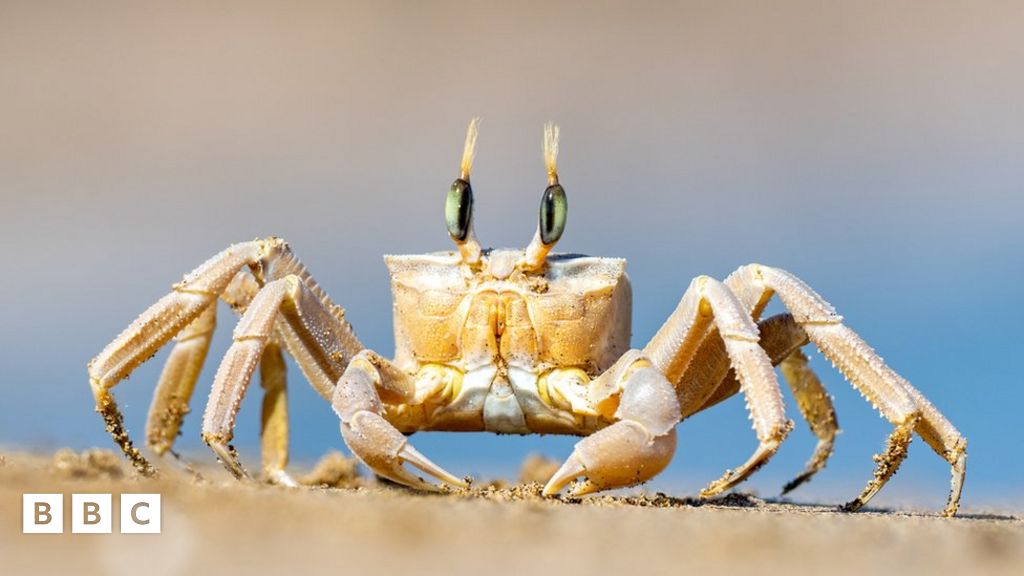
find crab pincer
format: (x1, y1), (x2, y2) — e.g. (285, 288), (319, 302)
(543, 357), (681, 497)
(333, 352), (467, 491)
(340, 411), (467, 491)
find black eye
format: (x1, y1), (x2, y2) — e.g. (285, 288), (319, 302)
(446, 178), (474, 241)
(539, 184), (567, 245)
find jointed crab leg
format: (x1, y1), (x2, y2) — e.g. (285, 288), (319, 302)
(723, 264), (966, 516)
(202, 273), (364, 479)
(140, 270), (262, 461)
(643, 276), (795, 497)
(258, 342), (291, 485)
(778, 348), (838, 494)
(656, 263), (964, 514)
(220, 273), (296, 483)
(690, 314), (839, 495)
(144, 303), (217, 457)
(89, 241), (270, 474)
(88, 238), (360, 479)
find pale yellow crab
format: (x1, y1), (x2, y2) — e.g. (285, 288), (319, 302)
(88, 120), (967, 515)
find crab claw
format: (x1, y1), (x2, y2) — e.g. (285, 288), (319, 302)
(543, 364), (680, 497)
(543, 420), (677, 497)
(333, 351), (468, 492)
(341, 410), (468, 491)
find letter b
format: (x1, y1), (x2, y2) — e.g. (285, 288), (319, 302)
(84, 502), (101, 524)
(36, 502), (52, 524)
(23, 494), (63, 534)
(72, 494), (112, 533)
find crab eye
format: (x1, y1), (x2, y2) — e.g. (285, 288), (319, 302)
(539, 184), (567, 245)
(446, 178), (474, 242)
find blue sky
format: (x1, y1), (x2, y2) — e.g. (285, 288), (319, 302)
(1, 1), (1021, 511)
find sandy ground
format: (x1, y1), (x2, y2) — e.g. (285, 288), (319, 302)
(0, 450), (1021, 576)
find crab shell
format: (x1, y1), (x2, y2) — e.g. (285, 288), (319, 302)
(383, 249), (631, 434)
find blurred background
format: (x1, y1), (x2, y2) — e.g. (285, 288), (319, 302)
(1, 0), (1021, 512)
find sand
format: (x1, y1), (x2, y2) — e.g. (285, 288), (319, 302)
(0, 450), (1021, 576)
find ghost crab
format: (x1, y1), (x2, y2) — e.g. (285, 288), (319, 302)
(88, 120), (966, 516)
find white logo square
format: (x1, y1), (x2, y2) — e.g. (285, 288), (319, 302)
(120, 494), (161, 534)
(72, 493), (112, 533)
(23, 494), (63, 534)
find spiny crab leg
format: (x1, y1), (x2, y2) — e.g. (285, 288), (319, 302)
(722, 265), (967, 516)
(688, 314), (840, 495)
(333, 351), (468, 491)
(88, 241), (271, 475)
(144, 303), (218, 457)
(543, 353), (681, 497)
(89, 237), (361, 481)
(777, 347), (839, 495)
(258, 341), (295, 486)
(644, 276), (795, 498)
(202, 274), (364, 480)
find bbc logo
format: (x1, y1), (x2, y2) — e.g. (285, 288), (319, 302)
(23, 494), (161, 534)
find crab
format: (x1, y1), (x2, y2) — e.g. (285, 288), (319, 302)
(88, 119), (967, 516)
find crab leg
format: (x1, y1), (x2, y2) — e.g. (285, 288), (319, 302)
(144, 303), (217, 457)
(332, 350), (468, 491)
(89, 241), (269, 474)
(778, 349), (839, 494)
(221, 272), (296, 484)
(202, 274), (364, 479)
(643, 276), (795, 497)
(140, 270), (263, 461)
(543, 351), (681, 496)
(724, 264), (966, 516)
(258, 342), (293, 485)
(689, 314), (840, 495)
(89, 237), (361, 478)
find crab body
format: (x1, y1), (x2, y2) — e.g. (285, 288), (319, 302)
(87, 120), (967, 516)
(385, 250), (630, 435)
